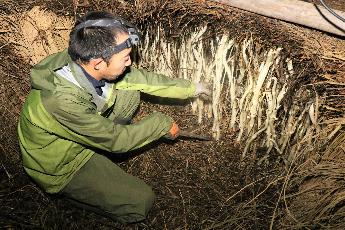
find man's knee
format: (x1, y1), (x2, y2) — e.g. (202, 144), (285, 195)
(114, 186), (156, 223)
(140, 186), (155, 215)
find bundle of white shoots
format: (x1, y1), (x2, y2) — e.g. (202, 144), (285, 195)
(138, 25), (315, 157)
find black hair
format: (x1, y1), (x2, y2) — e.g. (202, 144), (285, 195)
(68, 11), (129, 63)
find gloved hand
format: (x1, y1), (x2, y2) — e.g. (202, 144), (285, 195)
(164, 122), (180, 140)
(195, 82), (212, 101)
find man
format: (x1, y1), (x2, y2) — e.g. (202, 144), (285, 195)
(18, 11), (211, 224)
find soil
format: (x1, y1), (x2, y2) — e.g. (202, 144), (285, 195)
(1, 0), (345, 229)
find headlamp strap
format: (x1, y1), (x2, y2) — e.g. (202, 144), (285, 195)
(75, 18), (141, 55)
(103, 38), (132, 57)
(74, 19), (122, 31)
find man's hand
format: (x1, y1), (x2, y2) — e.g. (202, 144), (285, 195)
(164, 122), (180, 140)
(195, 82), (212, 101)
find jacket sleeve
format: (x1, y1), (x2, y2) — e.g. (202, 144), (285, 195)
(43, 91), (173, 153)
(115, 67), (197, 99)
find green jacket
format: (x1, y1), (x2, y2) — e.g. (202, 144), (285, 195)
(18, 49), (196, 193)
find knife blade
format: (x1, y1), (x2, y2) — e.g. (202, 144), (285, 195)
(178, 130), (213, 141)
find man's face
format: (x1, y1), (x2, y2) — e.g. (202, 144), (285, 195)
(100, 32), (132, 81)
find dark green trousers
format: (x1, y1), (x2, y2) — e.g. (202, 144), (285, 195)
(61, 153), (155, 223)
(61, 90), (154, 223)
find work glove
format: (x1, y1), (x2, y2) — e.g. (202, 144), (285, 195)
(164, 122), (180, 140)
(195, 82), (212, 101)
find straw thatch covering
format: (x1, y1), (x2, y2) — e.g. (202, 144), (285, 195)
(1, 0), (345, 229)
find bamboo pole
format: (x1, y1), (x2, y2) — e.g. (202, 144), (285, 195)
(210, 0), (345, 37)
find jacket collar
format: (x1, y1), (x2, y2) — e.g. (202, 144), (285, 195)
(69, 61), (107, 112)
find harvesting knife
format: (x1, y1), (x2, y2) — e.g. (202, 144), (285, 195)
(178, 130), (213, 141)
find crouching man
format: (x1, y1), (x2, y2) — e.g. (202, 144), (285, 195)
(17, 11), (211, 223)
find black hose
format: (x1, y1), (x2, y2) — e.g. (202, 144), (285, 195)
(319, 0), (345, 23)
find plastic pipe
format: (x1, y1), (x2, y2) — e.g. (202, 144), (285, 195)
(210, 0), (345, 37)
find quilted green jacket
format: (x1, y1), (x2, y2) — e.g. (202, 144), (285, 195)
(18, 49), (196, 193)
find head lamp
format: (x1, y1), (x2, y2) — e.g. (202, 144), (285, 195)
(74, 18), (141, 55)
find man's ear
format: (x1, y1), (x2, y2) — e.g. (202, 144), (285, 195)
(89, 58), (105, 71)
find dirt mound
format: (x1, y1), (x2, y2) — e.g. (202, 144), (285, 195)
(2, 6), (72, 65)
